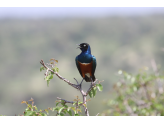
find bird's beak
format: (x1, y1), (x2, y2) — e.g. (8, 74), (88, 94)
(76, 44), (81, 49)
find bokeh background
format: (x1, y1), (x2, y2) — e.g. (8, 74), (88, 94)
(1, 7), (164, 115)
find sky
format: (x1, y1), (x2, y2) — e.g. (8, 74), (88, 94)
(0, 7), (164, 18)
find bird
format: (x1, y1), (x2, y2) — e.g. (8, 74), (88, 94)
(75, 43), (96, 86)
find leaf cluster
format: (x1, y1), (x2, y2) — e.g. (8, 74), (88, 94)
(88, 83), (103, 98)
(53, 96), (93, 116)
(20, 98), (51, 116)
(40, 58), (59, 86)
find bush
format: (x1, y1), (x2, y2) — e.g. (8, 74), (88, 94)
(102, 68), (164, 116)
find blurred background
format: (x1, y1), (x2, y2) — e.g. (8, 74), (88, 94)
(0, 7), (164, 115)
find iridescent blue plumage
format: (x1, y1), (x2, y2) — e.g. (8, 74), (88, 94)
(75, 43), (96, 82)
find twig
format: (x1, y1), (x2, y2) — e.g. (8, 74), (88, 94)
(57, 97), (74, 104)
(74, 78), (79, 85)
(96, 113), (99, 116)
(40, 60), (80, 90)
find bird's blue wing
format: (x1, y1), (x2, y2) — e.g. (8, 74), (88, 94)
(75, 56), (83, 77)
(92, 55), (97, 76)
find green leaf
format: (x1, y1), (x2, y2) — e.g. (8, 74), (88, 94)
(52, 67), (59, 72)
(56, 102), (59, 106)
(24, 111), (34, 116)
(60, 113), (64, 116)
(73, 102), (77, 105)
(64, 105), (68, 108)
(25, 107), (30, 111)
(47, 79), (50, 87)
(53, 107), (59, 111)
(67, 107), (72, 116)
(61, 102), (65, 106)
(97, 84), (103, 91)
(93, 87), (97, 98)
(61, 100), (67, 107)
(46, 75), (51, 80)
(40, 66), (44, 72)
(63, 109), (67, 114)
(56, 68), (59, 72)
(71, 107), (76, 113)
(89, 90), (93, 98)
(52, 68), (56, 72)
(78, 102), (83, 105)
(67, 110), (72, 116)
(67, 107), (71, 111)
(74, 114), (80, 116)
(40, 113), (47, 116)
(27, 104), (32, 108)
(58, 107), (64, 114)
(49, 74), (53, 79)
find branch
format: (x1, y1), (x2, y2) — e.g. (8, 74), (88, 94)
(40, 59), (100, 116)
(57, 97), (74, 104)
(40, 60), (79, 90)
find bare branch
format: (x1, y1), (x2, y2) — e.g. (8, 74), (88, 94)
(74, 78), (79, 85)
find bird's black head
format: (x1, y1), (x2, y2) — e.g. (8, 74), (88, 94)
(77, 43), (90, 52)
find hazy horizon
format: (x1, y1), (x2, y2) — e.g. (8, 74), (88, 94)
(0, 7), (164, 18)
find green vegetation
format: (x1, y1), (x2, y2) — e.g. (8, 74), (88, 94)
(1, 15), (164, 115)
(102, 68), (164, 116)
(19, 59), (103, 116)
(19, 61), (164, 116)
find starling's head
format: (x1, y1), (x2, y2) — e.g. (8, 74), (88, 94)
(77, 43), (90, 52)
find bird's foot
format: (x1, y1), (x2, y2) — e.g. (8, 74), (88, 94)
(91, 82), (94, 87)
(77, 78), (84, 89)
(78, 83), (82, 89)
(90, 78), (95, 87)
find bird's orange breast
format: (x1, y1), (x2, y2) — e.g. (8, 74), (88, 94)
(78, 61), (93, 78)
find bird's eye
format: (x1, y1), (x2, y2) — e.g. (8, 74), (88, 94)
(83, 45), (86, 47)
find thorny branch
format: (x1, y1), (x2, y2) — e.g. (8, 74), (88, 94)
(40, 59), (99, 116)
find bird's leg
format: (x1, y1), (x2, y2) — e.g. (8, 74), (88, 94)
(79, 78), (84, 88)
(90, 77), (93, 86)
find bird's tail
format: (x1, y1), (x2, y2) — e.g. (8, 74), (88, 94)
(84, 75), (96, 82)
